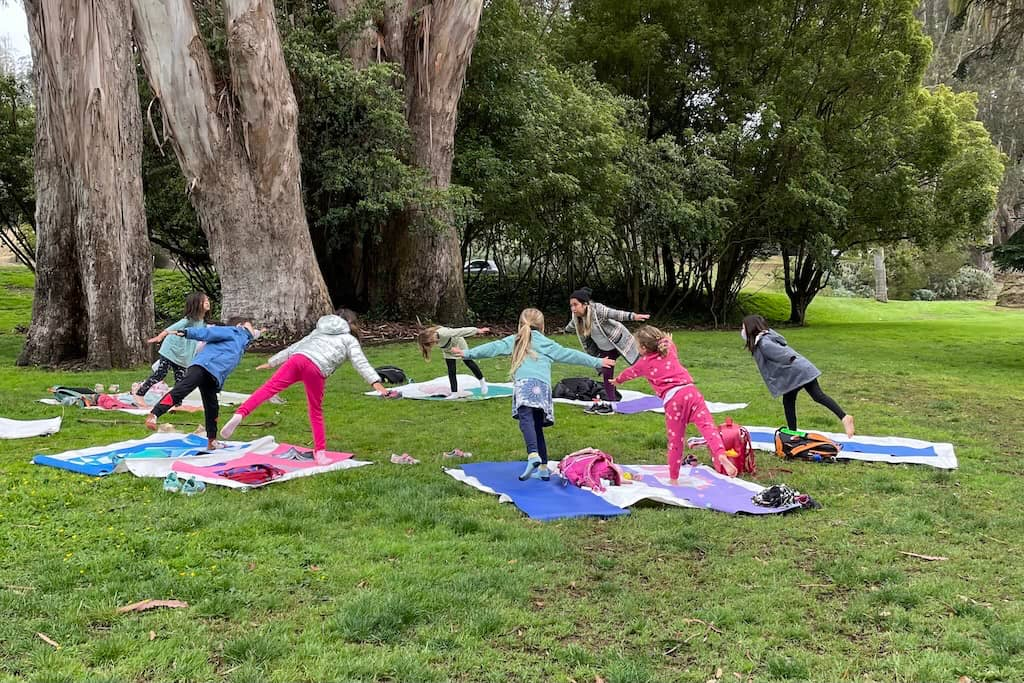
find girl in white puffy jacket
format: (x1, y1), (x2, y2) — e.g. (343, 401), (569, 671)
(220, 308), (389, 463)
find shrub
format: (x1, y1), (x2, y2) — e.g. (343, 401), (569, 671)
(911, 288), (936, 301)
(936, 266), (996, 300)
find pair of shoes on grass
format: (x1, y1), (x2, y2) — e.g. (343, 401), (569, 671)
(162, 472), (205, 495)
(583, 401), (614, 416)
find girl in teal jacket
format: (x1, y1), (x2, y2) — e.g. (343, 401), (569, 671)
(453, 308), (614, 481)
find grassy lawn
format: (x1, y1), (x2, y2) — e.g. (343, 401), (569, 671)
(1, 264), (1023, 682)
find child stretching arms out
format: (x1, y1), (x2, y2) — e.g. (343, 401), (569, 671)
(614, 325), (737, 483)
(220, 308), (389, 464)
(417, 325), (491, 396)
(452, 308), (614, 481)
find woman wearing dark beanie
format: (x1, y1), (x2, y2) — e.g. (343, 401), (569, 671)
(564, 287), (650, 409)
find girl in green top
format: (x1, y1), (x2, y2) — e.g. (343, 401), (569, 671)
(134, 292), (210, 402)
(418, 324), (491, 396)
(452, 309), (614, 481)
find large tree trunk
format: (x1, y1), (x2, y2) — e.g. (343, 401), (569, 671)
(132, 0), (332, 335)
(19, 0), (153, 368)
(331, 0), (481, 319)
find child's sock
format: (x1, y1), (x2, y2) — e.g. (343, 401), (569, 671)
(313, 449), (331, 465)
(220, 412), (243, 439)
(145, 413), (157, 431)
(479, 378), (488, 395)
(519, 453), (541, 481)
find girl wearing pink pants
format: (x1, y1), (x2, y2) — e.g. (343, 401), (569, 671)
(614, 325), (736, 483)
(221, 309), (388, 463)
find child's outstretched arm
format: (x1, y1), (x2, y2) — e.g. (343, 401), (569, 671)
(147, 318), (189, 344)
(533, 336), (606, 370)
(441, 326), (482, 339)
(459, 336), (515, 360)
(346, 339), (384, 389)
(182, 325), (237, 343)
(614, 362), (643, 385)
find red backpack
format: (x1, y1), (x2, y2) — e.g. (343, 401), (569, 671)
(558, 448), (624, 493)
(713, 417), (756, 475)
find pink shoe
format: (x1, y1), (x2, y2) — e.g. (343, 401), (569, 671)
(390, 453), (420, 465)
(443, 448), (472, 458)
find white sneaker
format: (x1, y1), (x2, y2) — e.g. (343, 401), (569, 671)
(479, 379), (488, 395)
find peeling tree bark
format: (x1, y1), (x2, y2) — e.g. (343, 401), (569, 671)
(132, 0), (332, 334)
(330, 0), (481, 319)
(19, 0), (153, 368)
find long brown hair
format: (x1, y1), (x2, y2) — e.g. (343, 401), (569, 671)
(634, 325), (669, 357)
(509, 308), (544, 377)
(417, 326), (440, 361)
(184, 292), (208, 323)
(336, 307), (362, 341)
(741, 315), (770, 354)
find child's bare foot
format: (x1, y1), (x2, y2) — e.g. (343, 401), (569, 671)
(206, 440), (225, 451)
(842, 414), (855, 439)
(313, 450), (331, 465)
(145, 413), (157, 431)
(668, 478), (679, 486)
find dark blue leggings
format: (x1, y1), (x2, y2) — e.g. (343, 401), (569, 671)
(516, 406), (548, 463)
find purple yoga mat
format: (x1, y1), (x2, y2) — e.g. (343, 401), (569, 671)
(613, 395), (664, 414)
(621, 464), (802, 514)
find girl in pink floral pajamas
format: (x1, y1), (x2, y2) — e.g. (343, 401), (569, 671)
(614, 325), (737, 483)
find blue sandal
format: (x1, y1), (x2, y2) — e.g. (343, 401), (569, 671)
(162, 472), (182, 493)
(181, 477), (206, 496)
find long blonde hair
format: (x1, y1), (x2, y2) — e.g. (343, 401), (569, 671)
(417, 325), (440, 361)
(510, 308), (544, 377)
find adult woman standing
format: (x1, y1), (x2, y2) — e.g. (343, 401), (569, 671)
(564, 287), (649, 410)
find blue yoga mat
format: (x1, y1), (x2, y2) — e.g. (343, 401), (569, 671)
(459, 461), (629, 521)
(746, 428), (938, 457)
(33, 434), (209, 476)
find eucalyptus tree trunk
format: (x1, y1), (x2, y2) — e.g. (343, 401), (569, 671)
(330, 0), (482, 319)
(18, 0), (153, 368)
(132, 0), (332, 334)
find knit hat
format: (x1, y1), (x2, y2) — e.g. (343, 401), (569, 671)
(569, 287), (592, 303)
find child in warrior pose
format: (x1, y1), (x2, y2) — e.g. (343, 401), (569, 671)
(452, 308), (614, 481)
(741, 315), (854, 438)
(417, 325), (491, 396)
(146, 317), (260, 450)
(614, 325), (737, 484)
(220, 308), (391, 464)
(134, 291), (210, 405)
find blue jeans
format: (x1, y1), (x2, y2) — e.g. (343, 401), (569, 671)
(516, 406), (548, 463)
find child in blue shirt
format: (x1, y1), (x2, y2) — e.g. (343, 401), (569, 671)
(452, 308), (614, 480)
(146, 317), (261, 450)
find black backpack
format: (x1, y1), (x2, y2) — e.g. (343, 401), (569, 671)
(375, 365), (408, 384)
(553, 377), (620, 402)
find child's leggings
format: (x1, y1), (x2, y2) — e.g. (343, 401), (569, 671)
(664, 384), (726, 480)
(516, 406), (548, 463)
(445, 358), (483, 393)
(151, 365), (219, 438)
(235, 354), (327, 451)
(782, 378), (846, 431)
(136, 355), (187, 396)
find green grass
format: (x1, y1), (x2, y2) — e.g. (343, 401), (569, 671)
(1, 264), (1023, 682)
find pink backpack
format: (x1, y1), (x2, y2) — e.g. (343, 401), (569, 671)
(558, 448), (624, 493)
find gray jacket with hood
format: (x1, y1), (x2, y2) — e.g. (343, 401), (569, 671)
(268, 315), (380, 383)
(752, 329), (820, 398)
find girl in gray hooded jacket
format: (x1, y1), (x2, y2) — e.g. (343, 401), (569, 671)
(220, 308), (390, 463)
(741, 315), (855, 438)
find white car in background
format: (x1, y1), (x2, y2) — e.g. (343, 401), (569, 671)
(463, 258), (500, 275)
